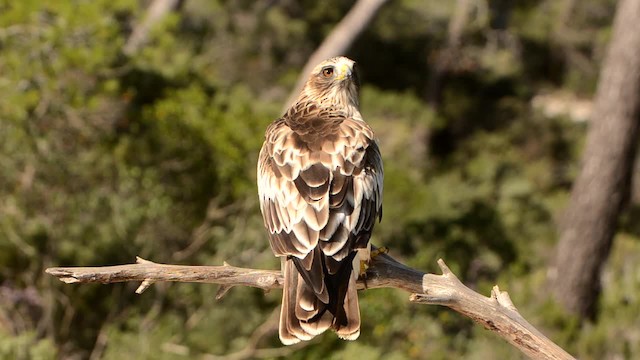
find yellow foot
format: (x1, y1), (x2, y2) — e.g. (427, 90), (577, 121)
(370, 246), (389, 259)
(358, 247), (389, 283)
(359, 259), (369, 277)
(359, 259), (370, 288)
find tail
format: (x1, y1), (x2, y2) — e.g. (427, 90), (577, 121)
(279, 258), (360, 345)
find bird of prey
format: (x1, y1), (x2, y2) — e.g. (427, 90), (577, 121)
(257, 56), (383, 344)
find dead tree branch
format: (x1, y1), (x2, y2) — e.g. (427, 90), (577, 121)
(123, 0), (183, 56)
(46, 250), (574, 360)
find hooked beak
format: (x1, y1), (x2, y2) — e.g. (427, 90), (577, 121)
(336, 62), (354, 81)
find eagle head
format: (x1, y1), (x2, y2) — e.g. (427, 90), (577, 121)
(299, 56), (360, 112)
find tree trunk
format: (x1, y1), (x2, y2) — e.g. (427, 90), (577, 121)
(283, 0), (390, 109)
(550, 0), (640, 319)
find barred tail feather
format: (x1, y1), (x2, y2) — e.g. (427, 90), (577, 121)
(279, 257), (362, 345)
(280, 259), (333, 344)
(333, 268), (361, 340)
(279, 260), (310, 345)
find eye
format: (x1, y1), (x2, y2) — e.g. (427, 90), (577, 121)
(322, 67), (334, 77)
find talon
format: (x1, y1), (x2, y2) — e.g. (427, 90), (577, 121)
(370, 246), (389, 259)
(359, 259), (370, 288)
(359, 260), (369, 277)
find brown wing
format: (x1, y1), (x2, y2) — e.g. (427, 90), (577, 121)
(258, 116), (382, 262)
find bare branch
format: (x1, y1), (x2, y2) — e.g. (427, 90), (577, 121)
(46, 257), (283, 291)
(46, 251), (574, 360)
(123, 0), (183, 56)
(411, 259), (573, 360)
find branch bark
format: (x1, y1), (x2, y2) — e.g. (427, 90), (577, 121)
(47, 251), (574, 360)
(284, 0), (390, 109)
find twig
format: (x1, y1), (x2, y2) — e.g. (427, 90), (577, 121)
(46, 251), (575, 360)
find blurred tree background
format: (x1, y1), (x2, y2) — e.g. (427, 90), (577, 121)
(0, 0), (638, 359)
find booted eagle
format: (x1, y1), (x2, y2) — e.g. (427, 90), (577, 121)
(258, 56), (383, 344)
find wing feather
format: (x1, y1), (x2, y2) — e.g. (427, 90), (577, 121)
(259, 116), (382, 257)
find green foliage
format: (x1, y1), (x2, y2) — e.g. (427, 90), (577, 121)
(0, 330), (56, 360)
(0, 0), (637, 359)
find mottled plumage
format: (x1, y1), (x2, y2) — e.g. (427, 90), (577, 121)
(257, 56), (383, 344)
